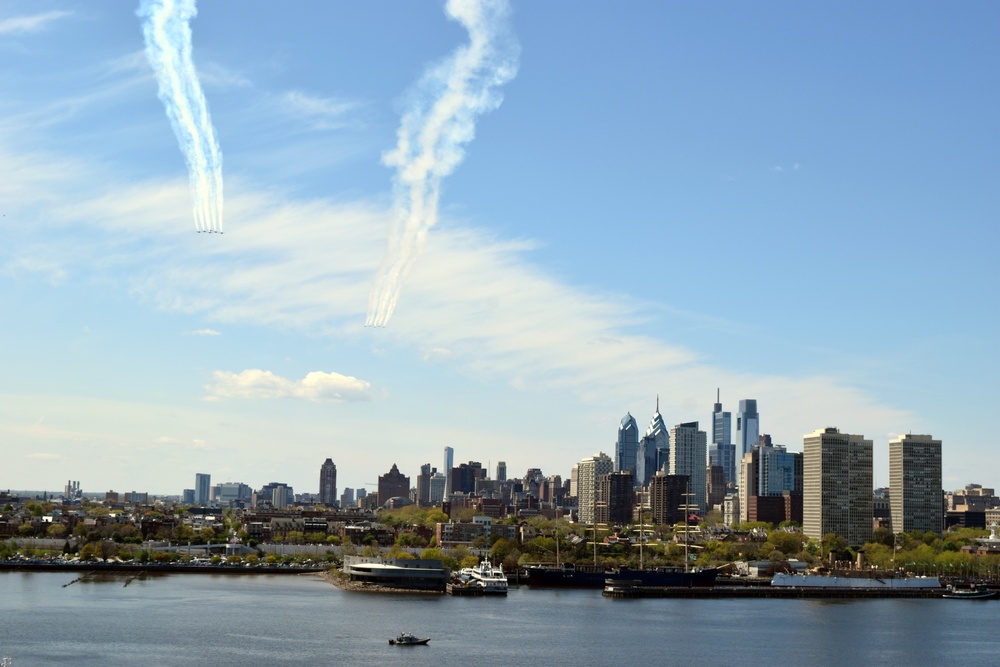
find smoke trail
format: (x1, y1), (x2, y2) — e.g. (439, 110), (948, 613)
(138, 0), (223, 233)
(365, 0), (519, 327)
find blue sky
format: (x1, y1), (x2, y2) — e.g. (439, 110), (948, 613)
(1, 1), (997, 497)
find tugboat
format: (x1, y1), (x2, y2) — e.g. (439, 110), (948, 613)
(389, 632), (430, 646)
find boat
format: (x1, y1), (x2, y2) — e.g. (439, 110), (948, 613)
(942, 584), (998, 600)
(389, 632), (430, 646)
(459, 559), (508, 595)
(771, 573), (942, 589)
(525, 563), (718, 588)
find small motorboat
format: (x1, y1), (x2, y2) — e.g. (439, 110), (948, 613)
(389, 632), (430, 646)
(942, 584), (998, 600)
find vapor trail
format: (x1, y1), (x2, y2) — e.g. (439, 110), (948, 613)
(365, 0), (519, 327)
(138, 0), (223, 233)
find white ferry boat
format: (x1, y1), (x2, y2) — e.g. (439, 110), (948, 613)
(461, 559), (508, 595)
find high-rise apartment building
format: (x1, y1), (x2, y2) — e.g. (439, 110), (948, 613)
(736, 399), (759, 460)
(578, 452), (614, 525)
(615, 413), (639, 476)
(670, 422), (707, 513)
(195, 473), (211, 506)
(340, 488), (355, 508)
(649, 471), (689, 526)
(429, 472), (447, 504)
(596, 470), (634, 525)
(319, 458), (337, 507)
(803, 427), (873, 544)
(889, 434), (943, 536)
(710, 390), (736, 485)
(496, 461), (507, 483)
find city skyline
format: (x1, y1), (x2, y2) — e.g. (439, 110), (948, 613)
(2, 3), (998, 494)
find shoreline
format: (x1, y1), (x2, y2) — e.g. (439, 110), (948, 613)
(317, 569), (443, 595)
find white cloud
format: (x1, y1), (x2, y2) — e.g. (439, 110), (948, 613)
(0, 11), (72, 35)
(280, 90), (359, 128)
(206, 369), (373, 402)
(27, 452), (62, 460)
(187, 329), (221, 336)
(422, 347), (452, 362)
(2, 257), (67, 285)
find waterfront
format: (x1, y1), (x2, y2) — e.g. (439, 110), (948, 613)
(1, 572), (998, 666)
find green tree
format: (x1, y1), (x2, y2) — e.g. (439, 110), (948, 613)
(46, 523), (67, 538)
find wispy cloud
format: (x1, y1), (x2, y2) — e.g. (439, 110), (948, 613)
(186, 328), (221, 336)
(205, 369), (373, 402)
(0, 11), (72, 35)
(0, 131), (915, 457)
(280, 90), (358, 128)
(27, 452), (62, 460)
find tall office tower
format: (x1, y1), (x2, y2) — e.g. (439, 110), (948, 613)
(670, 422), (708, 513)
(577, 452), (615, 524)
(443, 447), (454, 493)
(496, 461), (507, 483)
(450, 461), (485, 494)
(182, 489), (195, 504)
(194, 473), (211, 506)
(319, 458), (338, 506)
(638, 398), (669, 487)
(429, 472), (447, 503)
(736, 399), (759, 461)
(649, 470), (689, 526)
(706, 464), (726, 510)
(596, 470), (635, 524)
(417, 464), (433, 505)
(570, 464), (579, 497)
(803, 427), (873, 544)
(889, 434), (943, 536)
(377, 463), (411, 506)
(340, 488), (355, 508)
(615, 413), (639, 475)
(739, 442), (802, 524)
(710, 390), (736, 485)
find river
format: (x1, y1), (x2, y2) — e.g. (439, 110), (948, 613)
(1, 572), (997, 665)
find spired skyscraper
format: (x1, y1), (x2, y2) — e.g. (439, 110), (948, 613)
(736, 399), (759, 460)
(638, 398), (669, 488)
(615, 413), (639, 477)
(319, 458), (337, 507)
(709, 390), (735, 486)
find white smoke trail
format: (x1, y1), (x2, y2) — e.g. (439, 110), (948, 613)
(365, 0), (519, 327)
(138, 0), (223, 233)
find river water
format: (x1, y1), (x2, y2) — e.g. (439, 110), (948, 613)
(1, 572), (997, 666)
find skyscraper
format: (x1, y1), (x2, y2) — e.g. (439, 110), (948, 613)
(417, 463), (434, 506)
(739, 441), (802, 525)
(638, 398), (669, 487)
(670, 422), (708, 513)
(195, 473), (211, 506)
(377, 463), (410, 507)
(889, 434), (943, 536)
(649, 471), (689, 526)
(803, 427), (873, 544)
(615, 413), (639, 476)
(710, 390), (736, 486)
(319, 458), (337, 507)
(443, 446), (454, 494)
(596, 470), (634, 525)
(496, 461), (507, 483)
(577, 452), (614, 525)
(736, 399), (759, 461)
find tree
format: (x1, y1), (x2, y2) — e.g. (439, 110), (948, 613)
(47, 523), (67, 538)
